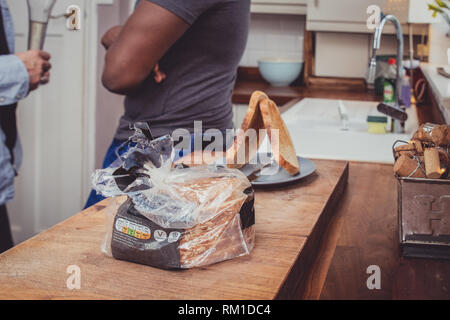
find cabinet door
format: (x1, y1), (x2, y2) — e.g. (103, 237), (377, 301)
(251, 0), (307, 15)
(253, 0), (307, 3)
(307, 0), (386, 33)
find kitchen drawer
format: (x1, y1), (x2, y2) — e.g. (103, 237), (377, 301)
(306, 0), (428, 34)
(251, 0), (307, 15)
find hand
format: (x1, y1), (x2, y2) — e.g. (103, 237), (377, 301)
(101, 26), (122, 50)
(15, 50), (51, 92)
(153, 64), (166, 83)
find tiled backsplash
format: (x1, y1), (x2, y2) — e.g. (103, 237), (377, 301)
(240, 14), (306, 67)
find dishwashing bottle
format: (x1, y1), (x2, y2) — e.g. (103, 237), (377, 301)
(383, 58), (397, 104)
(401, 73), (411, 108)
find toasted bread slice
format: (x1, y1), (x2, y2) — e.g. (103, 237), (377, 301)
(259, 98), (300, 176)
(226, 91), (268, 168)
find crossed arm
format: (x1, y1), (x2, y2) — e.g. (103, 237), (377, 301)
(101, 1), (189, 95)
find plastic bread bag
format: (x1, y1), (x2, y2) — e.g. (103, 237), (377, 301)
(91, 123), (255, 269)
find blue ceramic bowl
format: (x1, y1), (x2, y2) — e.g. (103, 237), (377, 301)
(258, 58), (304, 87)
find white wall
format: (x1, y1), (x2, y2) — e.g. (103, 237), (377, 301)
(240, 13), (305, 67)
(95, 0), (131, 169)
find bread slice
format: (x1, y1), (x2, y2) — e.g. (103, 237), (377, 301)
(259, 98), (300, 176)
(226, 91), (268, 168)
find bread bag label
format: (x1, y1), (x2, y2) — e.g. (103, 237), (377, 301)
(111, 200), (184, 269)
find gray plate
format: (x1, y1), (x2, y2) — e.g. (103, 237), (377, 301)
(239, 154), (316, 187)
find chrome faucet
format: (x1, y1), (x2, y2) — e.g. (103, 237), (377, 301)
(366, 14), (408, 134)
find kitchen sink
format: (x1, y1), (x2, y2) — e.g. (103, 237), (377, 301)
(259, 98), (419, 164)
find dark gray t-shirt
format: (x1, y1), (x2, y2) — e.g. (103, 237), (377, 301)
(114, 0), (250, 141)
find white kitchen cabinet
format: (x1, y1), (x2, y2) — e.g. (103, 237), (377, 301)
(384, 0), (437, 24)
(307, 0), (384, 33)
(251, 0), (307, 15)
(306, 0), (428, 34)
(315, 32), (369, 78)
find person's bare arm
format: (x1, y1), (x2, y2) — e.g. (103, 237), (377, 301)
(101, 24), (166, 84)
(101, 25), (122, 50)
(102, 1), (189, 95)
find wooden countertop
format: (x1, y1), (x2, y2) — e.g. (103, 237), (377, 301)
(420, 63), (450, 112)
(0, 159), (349, 300)
(232, 66), (379, 106)
(320, 161), (450, 300)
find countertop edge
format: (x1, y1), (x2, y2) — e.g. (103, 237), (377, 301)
(420, 63), (450, 123)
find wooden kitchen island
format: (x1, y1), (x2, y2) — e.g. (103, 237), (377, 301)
(0, 159), (348, 300)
